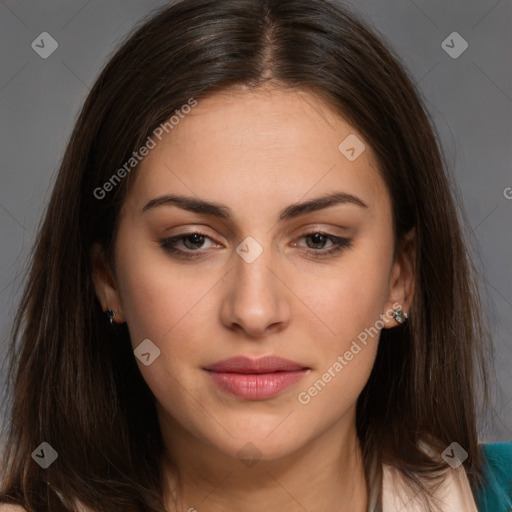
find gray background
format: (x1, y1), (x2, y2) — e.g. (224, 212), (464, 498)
(0, 0), (510, 441)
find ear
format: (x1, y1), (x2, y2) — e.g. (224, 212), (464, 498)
(382, 228), (416, 328)
(90, 242), (125, 323)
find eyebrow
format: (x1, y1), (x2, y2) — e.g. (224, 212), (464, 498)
(142, 191), (368, 221)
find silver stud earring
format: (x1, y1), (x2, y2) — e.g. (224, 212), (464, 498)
(106, 308), (116, 325)
(392, 309), (408, 324)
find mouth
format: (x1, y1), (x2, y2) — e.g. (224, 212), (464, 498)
(203, 355), (310, 400)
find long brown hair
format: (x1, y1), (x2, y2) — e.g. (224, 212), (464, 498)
(0, 0), (491, 510)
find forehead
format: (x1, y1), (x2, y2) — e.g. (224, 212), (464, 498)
(125, 86), (389, 220)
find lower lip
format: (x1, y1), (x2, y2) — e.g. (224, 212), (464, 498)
(206, 370), (308, 400)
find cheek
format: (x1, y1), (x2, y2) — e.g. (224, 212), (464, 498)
(300, 257), (391, 348)
(115, 251), (213, 410)
(114, 240), (211, 350)
(295, 276), (386, 419)
(294, 252), (391, 405)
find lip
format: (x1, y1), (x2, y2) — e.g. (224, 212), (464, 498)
(204, 356), (309, 400)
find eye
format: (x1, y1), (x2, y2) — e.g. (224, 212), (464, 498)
(295, 232), (352, 258)
(160, 231), (218, 259)
(159, 230), (352, 260)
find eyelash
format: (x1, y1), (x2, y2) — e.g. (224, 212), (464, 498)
(159, 231), (352, 260)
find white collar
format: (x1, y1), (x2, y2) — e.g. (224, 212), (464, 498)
(382, 463), (479, 511)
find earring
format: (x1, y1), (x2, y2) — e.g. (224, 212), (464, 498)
(105, 308), (116, 325)
(392, 309), (408, 325)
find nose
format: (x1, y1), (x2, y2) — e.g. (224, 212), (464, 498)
(219, 240), (291, 339)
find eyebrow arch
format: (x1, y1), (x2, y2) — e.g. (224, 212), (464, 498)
(142, 191), (368, 221)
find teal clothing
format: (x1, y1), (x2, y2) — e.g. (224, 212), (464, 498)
(476, 441), (512, 511)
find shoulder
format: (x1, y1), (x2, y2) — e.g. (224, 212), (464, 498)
(0, 505), (97, 512)
(480, 440), (512, 469)
(475, 441), (512, 512)
(0, 495), (98, 512)
(0, 503), (97, 512)
(382, 462), (479, 511)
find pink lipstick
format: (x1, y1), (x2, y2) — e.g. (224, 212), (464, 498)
(204, 356), (309, 400)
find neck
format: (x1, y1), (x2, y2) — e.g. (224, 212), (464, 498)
(160, 413), (368, 512)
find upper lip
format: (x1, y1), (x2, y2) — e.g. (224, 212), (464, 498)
(204, 356), (308, 374)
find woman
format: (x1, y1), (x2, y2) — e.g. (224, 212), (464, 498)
(0, 0), (510, 510)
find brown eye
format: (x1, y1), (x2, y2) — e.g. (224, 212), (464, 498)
(297, 232), (352, 258)
(181, 233), (207, 250)
(160, 231), (218, 260)
(305, 233), (332, 249)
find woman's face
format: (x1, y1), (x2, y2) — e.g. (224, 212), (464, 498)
(93, 86), (414, 464)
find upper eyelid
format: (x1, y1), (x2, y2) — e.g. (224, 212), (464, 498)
(163, 222), (349, 238)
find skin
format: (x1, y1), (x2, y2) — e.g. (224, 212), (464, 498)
(92, 86), (415, 512)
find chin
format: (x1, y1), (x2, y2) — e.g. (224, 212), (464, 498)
(206, 426), (308, 464)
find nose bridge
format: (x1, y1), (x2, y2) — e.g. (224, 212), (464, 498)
(220, 234), (290, 336)
(234, 234), (279, 308)
(236, 241), (274, 295)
